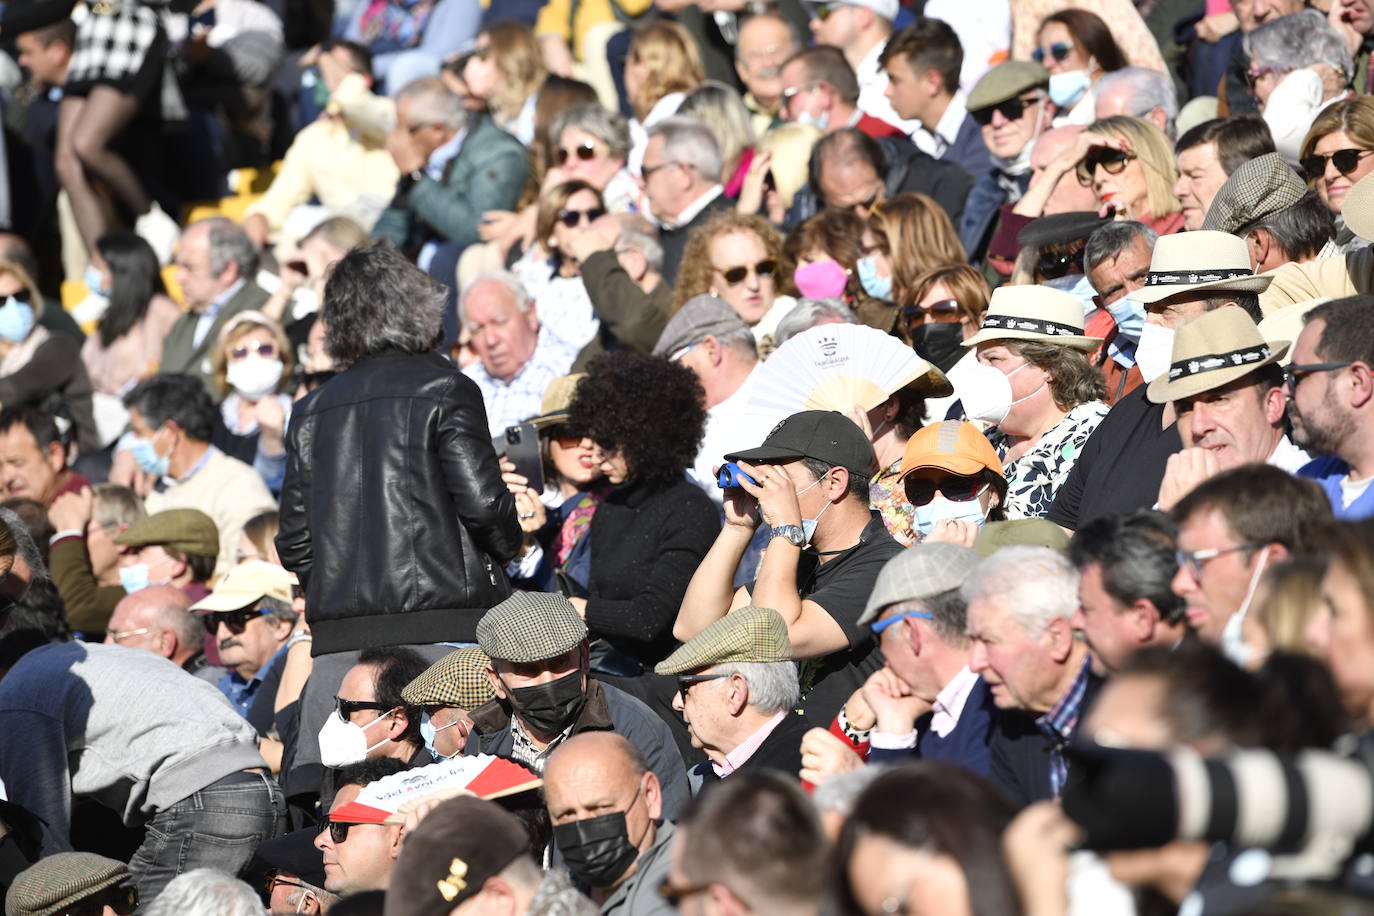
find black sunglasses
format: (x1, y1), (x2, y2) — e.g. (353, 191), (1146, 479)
(556, 207), (606, 228)
(1037, 249), (1084, 281)
(1301, 148), (1373, 181)
(969, 95), (1040, 127)
(1075, 148), (1135, 186)
(322, 817), (358, 844)
(1283, 361), (1353, 392)
(901, 299), (962, 328)
(556, 142), (601, 165)
(676, 673), (728, 696)
(904, 474), (983, 507)
(201, 606), (270, 634)
(334, 696), (394, 721)
(716, 258), (777, 285)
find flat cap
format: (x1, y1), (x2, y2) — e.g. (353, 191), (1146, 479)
(6, 853), (130, 916)
(255, 827), (327, 889)
(655, 605), (792, 674)
(114, 508), (219, 557)
(1201, 152), (1307, 235)
(477, 592), (587, 663)
(402, 646), (496, 710)
(529, 374), (585, 429)
(858, 543), (980, 627)
(190, 560), (293, 613)
(384, 796), (530, 916)
(974, 519), (1070, 557)
(968, 61), (1049, 112)
(652, 294), (750, 357)
(1016, 211), (1111, 249)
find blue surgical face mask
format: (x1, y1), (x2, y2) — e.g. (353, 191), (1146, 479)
(914, 492), (989, 539)
(1043, 273), (1097, 316)
(0, 297), (35, 343)
(796, 110), (829, 131)
(84, 264), (111, 298)
(1048, 69), (1092, 109)
(419, 711), (461, 761)
(129, 431), (170, 477)
(856, 256), (892, 301)
(1105, 295), (1146, 346)
(118, 556), (172, 594)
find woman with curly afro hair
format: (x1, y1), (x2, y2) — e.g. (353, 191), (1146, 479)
(565, 351), (721, 674)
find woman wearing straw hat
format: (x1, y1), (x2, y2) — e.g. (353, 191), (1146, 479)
(959, 285), (1109, 519)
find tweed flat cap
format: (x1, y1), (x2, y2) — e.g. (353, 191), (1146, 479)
(403, 646), (496, 710)
(858, 544), (980, 627)
(6, 853), (130, 916)
(968, 61), (1049, 112)
(654, 606), (791, 674)
(477, 592), (587, 663)
(652, 294), (750, 357)
(1201, 153), (1307, 235)
(114, 508), (219, 557)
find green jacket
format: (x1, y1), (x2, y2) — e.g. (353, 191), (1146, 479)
(574, 249), (672, 370)
(372, 116), (530, 254)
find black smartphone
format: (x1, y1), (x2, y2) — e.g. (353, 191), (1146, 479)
(498, 422), (545, 495)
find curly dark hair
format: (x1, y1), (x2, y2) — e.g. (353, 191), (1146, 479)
(567, 352), (706, 492)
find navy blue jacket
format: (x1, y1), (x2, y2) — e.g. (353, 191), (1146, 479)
(867, 677), (996, 778)
(940, 113), (993, 190)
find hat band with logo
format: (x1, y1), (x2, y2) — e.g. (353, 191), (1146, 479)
(1167, 343), (1274, 382)
(980, 314), (1083, 338)
(1143, 268), (1253, 288)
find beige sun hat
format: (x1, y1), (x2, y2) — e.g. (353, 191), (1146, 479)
(960, 285), (1103, 352)
(1145, 306), (1289, 404)
(1128, 231), (1272, 305)
(1342, 171), (1374, 243)
(1257, 297), (1330, 364)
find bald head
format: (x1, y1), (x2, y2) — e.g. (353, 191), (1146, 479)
(105, 585), (202, 664)
(546, 732), (647, 788)
(1030, 126), (1100, 214)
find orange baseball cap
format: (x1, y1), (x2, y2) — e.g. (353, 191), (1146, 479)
(899, 420), (1004, 480)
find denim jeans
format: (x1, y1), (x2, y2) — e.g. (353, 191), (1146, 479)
(128, 769), (284, 905)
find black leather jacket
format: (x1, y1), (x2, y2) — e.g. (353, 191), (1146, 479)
(277, 350), (523, 654)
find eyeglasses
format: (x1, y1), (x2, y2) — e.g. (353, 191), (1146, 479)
(675, 673), (728, 696)
(66, 885), (138, 916)
(1174, 542), (1263, 580)
(1075, 148), (1136, 186)
(781, 81), (820, 101)
(556, 207), (606, 228)
(1283, 361), (1353, 394)
(322, 817), (361, 844)
(870, 610), (934, 635)
(1301, 148), (1374, 181)
(1037, 249), (1084, 281)
(641, 160), (682, 179)
(901, 299), (962, 329)
(1031, 41), (1074, 65)
(556, 141), (602, 166)
(334, 696), (395, 722)
(109, 626), (152, 643)
(969, 94), (1041, 127)
(201, 607), (271, 634)
(904, 473), (984, 507)
(471, 46), (491, 61)
(659, 879), (713, 902)
(715, 259), (777, 286)
(265, 873), (308, 894)
(231, 342), (276, 361)
(406, 121), (438, 135)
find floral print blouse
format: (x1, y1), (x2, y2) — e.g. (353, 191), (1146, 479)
(988, 401), (1110, 520)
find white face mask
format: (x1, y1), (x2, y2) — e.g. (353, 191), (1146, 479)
(960, 360), (1043, 426)
(1134, 322), (1176, 383)
(317, 708), (395, 768)
(1220, 545), (1270, 668)
(227, 356), (285, 402)
(796, 474), (832, 544)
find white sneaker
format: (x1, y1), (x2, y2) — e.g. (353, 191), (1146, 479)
(135, 202), (181, 266)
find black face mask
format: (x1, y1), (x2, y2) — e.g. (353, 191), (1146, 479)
(553, 785), (645, 888)
(507, 669), (587, 736)
(912, 322), (965, 373)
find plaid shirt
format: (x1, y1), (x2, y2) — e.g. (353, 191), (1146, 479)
(509, 714), (575, 775)
(1036, 656), (1093, 798)
(464, 327), (577, 438)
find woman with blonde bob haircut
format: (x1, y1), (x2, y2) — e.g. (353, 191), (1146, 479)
(672, 211), (794, 341)
(1300, 97), (1374, 228)
(462, 21), (548, 144)
(624, 21), (704, 126)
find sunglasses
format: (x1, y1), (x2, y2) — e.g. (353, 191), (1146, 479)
(715, 259), (777, 286)
(201, 606), (271, 634)
(556, 141), (602, 166)
(1037, 249), (1084, 281)
(1283, 360), (1353, 393)
(1075, 148), (1135, 186)
(334, 696), (394, 721)
(676, 673), (728, 696)
(557, 207), (606, 228)
(471, 45), (491, 61)
(549, 425), (586, 449)
(322, 817), (360, 844)
(903, 474), (984, 507)
(231, 342), (276, 361)
(266, 873), (309, 894)
(901, 299), (962, 327)
(969, 95), (1040, 127)
(1031, 41), (1074, 65)
(1301, 148), (1374, 181)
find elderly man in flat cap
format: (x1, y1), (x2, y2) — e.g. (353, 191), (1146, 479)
(401, 646), (495, 762)
(6, 852), (138, 916)
(1202, 152), (1335, 274)
(466, 592), (690, 818)
(655, 605), (808, 791)
(113, 508), (219, 601)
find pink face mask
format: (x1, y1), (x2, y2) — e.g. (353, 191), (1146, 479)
(794, 259), (850, 300)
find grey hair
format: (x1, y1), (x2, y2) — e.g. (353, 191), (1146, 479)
(811, 763), (887, 817)
(772, 297), (861, 346)
(92, 483), (145, 530)
(144, 869), (263, 916)
(458, 270), (533, 326)
(143, 589), (204, 654)
(1095, 67), (1179, 139)
(648, 116), (723, 183)
(322, 241), (446, 369)
(552, 103), (631, 160)
(614, 213), (663, 273)
(881, 587), (969, 648)
(395, 76), (468, 131)
(285, 881), (336, 911)
(1084, 220), (1159, 275)
(1244, 9), (1353, 84)
(714, 660), (800, 715)
(0, 507), (45, 580)
(717, 324), (759, 360)
(961, 546), (1079, 636)
(201, 217), (259, 280)
(258, 595), (298, 626)
(1242, 188), (1336, 260)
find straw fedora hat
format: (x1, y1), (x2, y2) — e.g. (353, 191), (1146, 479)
(529, 373), (585, 428)
(1342, 171), (1374, 243)
(1257, 297), (1330, 365)
(961, 285), (1102, 352)
(1145, 307), (1289, 404)
(1128, 231), (1272, 305)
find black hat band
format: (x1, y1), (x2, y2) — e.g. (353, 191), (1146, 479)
(980, 314), (1082, 338)
(1143, 268), (1254, 287)
(1167, 344), (1273, 381)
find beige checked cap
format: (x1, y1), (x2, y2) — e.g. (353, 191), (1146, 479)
(6, 853), (130, 916)
(1202, 153), (1307, 236)
(477, 592), (588, 664)
(858, 543), (981, 627)
(402, 646), (496, 710)
(654, 606), (792, 674)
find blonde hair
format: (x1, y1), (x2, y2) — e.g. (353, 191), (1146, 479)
(537, 180), (604, 250)
(628, 21), (705, 122)
(241, 510), (280, 559)
(1300, 96), (1374, 176)
(868, 194), (966, 309)
(479, 21), (547, 127)
(212, 311), (295, 397)
(1255, 557), (1327, 657)
(1089, 115), (1181, 221)
(672, 212), (786, 312)
(678, 82), (757, 184)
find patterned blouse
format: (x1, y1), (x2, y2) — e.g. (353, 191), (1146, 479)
(870, 458), (918, 547)
(989, 401), (1110, 520)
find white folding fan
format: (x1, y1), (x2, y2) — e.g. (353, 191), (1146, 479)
(746, 324), (951, 424)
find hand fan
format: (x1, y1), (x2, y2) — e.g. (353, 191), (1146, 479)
(328, 754), (542, 825)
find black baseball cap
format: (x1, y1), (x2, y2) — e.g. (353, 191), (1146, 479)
(254, 828), (327, 888)
(725, 410), (876, 477)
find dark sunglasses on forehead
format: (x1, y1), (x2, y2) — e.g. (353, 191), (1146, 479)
(716, 259), (777, 285)
(1301, 148), (1374, 181)
(904, 474), (983, 507)
(201, 606), (271, 634)
(557, 207), (606, 228)
(1031, 41), (1074, 65)
(969, 94), (1041, 127)
(557, 142), (601, 165)
(1075, 148), (1135, 186)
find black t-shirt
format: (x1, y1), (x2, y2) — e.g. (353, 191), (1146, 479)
(752, 513), (903, 725)
(1047, 386), (1181, 531)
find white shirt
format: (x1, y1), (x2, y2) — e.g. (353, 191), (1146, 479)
(664, 184), (724, 231)
(856, 41), (922, 137)
(1267, 435), (1311, 474)
(690, 363), (763, 504)
(511, 250), (600, 352)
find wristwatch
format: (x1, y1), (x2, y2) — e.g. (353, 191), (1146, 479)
(769, 524), (805, 547)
